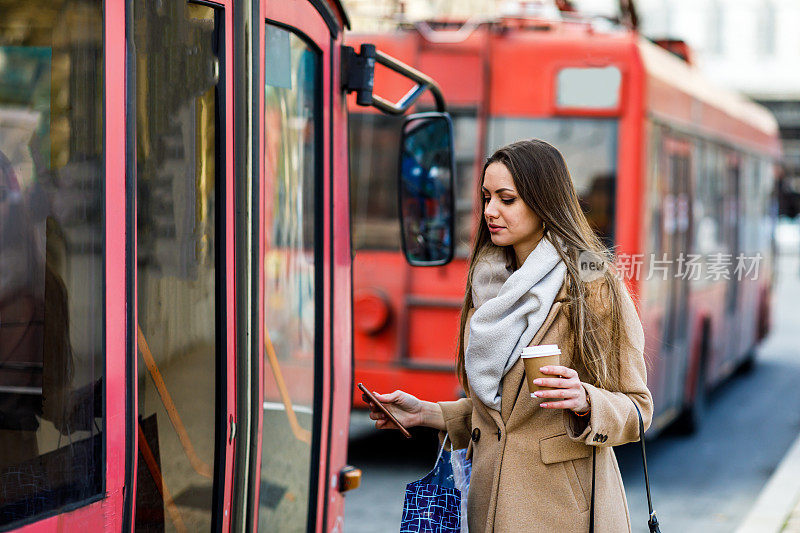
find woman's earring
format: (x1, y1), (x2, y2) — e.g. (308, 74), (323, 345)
(542, 221), (546, 232)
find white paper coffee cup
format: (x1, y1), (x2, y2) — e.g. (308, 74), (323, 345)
(521, 345), (562, 398)
(521, 345), (561, 358)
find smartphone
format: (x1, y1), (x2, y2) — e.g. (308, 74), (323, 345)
(357, 383), (412, 439)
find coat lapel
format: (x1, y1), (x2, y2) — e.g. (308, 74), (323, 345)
(500, 279), (569, 423)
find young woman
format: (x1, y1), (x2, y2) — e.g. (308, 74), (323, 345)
(365, 139), (653, 532)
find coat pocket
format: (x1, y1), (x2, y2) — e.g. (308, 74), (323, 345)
(539, 433), (591, 464)
(539, 433), (591, 512)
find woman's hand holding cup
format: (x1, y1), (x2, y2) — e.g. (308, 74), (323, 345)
(533, 365), (590, 414)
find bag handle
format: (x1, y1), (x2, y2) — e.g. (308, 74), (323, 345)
(589, 401), (661, 533)
(436, 433), (450, 464)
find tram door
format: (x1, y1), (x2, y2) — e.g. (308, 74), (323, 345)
(132, 1), (235, 531)
(256, 1), (334, 531)
(0, 1), (119, 529)
(661, 137), (693, 407)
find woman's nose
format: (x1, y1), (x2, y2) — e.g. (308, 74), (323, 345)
(484, 198), (499, 219)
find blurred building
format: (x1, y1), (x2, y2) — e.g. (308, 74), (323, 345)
(636, 0), (800, 216)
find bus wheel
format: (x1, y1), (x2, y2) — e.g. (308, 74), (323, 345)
(670, 326), (709, 435)
(671, 373), (706, 435)
(735, 347), (757, 375)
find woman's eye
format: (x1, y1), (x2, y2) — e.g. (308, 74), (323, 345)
(501, 198), (515, 205)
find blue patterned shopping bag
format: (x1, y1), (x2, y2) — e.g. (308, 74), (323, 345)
(400, 436), (467, 533)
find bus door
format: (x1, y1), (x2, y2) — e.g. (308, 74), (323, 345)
(722, 154), (742, 369)
(254, 1), (335, 530)
(131, 1), (236, 530)
(661, 136), (693, 406)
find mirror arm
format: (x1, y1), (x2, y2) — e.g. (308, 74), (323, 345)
(342, 44), (447, 115)
(371, 50), (446, 114)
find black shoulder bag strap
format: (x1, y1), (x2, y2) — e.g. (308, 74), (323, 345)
(589, 401), (661, 533)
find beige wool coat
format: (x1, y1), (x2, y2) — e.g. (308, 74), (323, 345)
(438, 275), (653, 533)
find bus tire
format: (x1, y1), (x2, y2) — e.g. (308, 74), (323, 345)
(671, 323), (710, 435)
(735, 347), (757, 375)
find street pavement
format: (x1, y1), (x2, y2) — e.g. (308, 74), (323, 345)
(344, 221), (800, 533)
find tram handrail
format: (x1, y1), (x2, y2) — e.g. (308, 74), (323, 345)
(137, 325), (213, 479)
(264, 329), (312, 445)
(138, 422), (188, 533)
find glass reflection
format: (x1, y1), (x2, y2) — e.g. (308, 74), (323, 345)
(0, 0), (104, 525)
(133, 2), (221, 531)
(260, 24), (318, 532)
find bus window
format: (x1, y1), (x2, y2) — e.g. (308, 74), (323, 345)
(260, 23), (320, 531)
(0, 1), (104, 525)
(488, 117), (618, 248)
(133, 2), (222, 530)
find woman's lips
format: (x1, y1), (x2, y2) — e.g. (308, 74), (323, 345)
(487, 223), (504, 233)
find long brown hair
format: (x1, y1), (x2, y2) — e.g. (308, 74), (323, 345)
(456, 139), (629, 395)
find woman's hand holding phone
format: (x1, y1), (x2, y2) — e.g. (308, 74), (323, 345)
(363, 387), (420, 431)
(361, 385), (447, 432)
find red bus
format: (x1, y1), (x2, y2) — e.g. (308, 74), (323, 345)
(0, 0), (452, 531)
(348, 15), (781, 434)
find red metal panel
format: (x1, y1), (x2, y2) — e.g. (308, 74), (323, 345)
(616, 39), (646, 300)
(103, 0), (128, 523)
(265, 0), (331, 43)
(104, 0), (128, 523)
(320, 33), (333, 533)
(328, 38), (352, 532)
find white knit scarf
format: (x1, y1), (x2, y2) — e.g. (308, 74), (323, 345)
(465, 237), (567, 410)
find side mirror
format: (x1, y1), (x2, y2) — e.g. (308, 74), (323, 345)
(397, 112), (455, 266)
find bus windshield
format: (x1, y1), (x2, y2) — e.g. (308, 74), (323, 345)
(350, 114), (618, 253)
(488, 117), (619, 248)
(349, 111), (477, 255)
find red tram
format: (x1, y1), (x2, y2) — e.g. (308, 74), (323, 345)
(348, 14), (781, 434)
(0, 0), (453, 530)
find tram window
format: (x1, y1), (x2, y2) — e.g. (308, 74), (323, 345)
(260, 23), (320, 532)
(133, 2), (222, 530)
(349, 112), (477, 255)
(0, 1), (104, 525)
(488, 117), (618, 247)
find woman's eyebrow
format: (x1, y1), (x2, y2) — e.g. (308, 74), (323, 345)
(481, 187), (515, 194)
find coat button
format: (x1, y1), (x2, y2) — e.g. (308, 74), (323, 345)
(471, 428), (481, 443)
